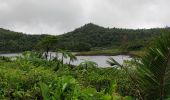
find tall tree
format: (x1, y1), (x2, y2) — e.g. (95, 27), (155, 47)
(37, 36), (58, 60)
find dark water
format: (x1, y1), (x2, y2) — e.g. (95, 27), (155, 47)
(0, 53), (131, 67)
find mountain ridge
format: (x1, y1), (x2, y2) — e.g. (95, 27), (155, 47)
(1, 23), (170, 52)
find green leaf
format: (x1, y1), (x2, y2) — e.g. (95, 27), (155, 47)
(39, 82), (50, 100)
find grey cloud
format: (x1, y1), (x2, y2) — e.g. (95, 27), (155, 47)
(0, 0), (169, 35)
(89, 0), (170, 28)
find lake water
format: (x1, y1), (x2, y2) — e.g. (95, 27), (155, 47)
(0, 53), (131, 67)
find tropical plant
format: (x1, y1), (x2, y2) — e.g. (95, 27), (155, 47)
(57, 49), (69, 67)
(78, 60), (98, 70)
(36, 36), (58, 60)
(107, 33), (170, 99)
(67, 52), (77, 65)
(106, 57), (123, 69)
(106, 58), (139, 97)
(0, 56), (11, 62)
(136, 33), (170, 100)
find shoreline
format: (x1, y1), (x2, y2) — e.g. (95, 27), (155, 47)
(75, 51), (143, 57)
(0, 50), (143, 57)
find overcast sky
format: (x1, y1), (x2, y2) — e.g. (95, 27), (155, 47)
(0, 0), (170, 35)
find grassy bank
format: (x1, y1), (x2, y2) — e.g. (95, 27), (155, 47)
(75, 49), (144, 57)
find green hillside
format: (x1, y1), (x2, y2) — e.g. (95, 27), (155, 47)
(1, 23), (170, 53)
(0, 28), (46, 53)
(57, 23), (170, 51)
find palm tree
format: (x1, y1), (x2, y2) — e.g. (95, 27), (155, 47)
(58, 49), (68, 67)
(106, 33), (170, 99)
(37, 36), (58, 60)
(136, 33), (170, 100)
(67, 52), (77, 65)
(79, 60), (98, 70)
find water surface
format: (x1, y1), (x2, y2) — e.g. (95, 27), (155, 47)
(0, 53), (131, 67)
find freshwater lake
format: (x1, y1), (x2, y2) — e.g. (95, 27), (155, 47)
(0, 53), (131, 67)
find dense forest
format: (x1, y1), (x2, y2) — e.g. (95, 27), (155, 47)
(1, 23), (170, 53)
(57, 23), (170, 51)
(0, 28), (47, 53)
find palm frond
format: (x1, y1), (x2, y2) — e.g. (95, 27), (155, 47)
(106, 57), (123, 68)
(137, 33), (170, 99)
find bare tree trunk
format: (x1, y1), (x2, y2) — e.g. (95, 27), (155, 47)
(45, 47), (49, 60)
(69, 58), (71, 65)
(62, 54), (64, 67)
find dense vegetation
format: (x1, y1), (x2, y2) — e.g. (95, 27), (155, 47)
(0, 51), (132, 99)
(57, 23), (170, 51)
(0, 32), (170, 99)
(1, 23), (170, 53)
(0, 28), (47, 53)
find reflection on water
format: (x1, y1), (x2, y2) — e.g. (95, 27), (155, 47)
(0, 53), (131, 67)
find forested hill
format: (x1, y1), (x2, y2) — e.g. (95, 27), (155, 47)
(0, 23), (170, 53)
(0, 28), (47, 53)
(56, 23), (170, 51)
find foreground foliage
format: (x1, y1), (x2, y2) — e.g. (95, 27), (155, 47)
(136, 33), (170, 99)
(107, 33), (170, 99)
(0, 52), (132, 99)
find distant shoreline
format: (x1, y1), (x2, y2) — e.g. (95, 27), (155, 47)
(76, 51), (142, 57)
(0, 50), (143, 57)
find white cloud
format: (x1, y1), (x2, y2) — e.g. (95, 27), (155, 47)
(0, 0), (169, 35)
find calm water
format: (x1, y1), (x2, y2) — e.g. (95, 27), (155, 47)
(0, 53), (131, 67)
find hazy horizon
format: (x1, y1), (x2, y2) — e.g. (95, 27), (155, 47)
(0, 0), (170, 35)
